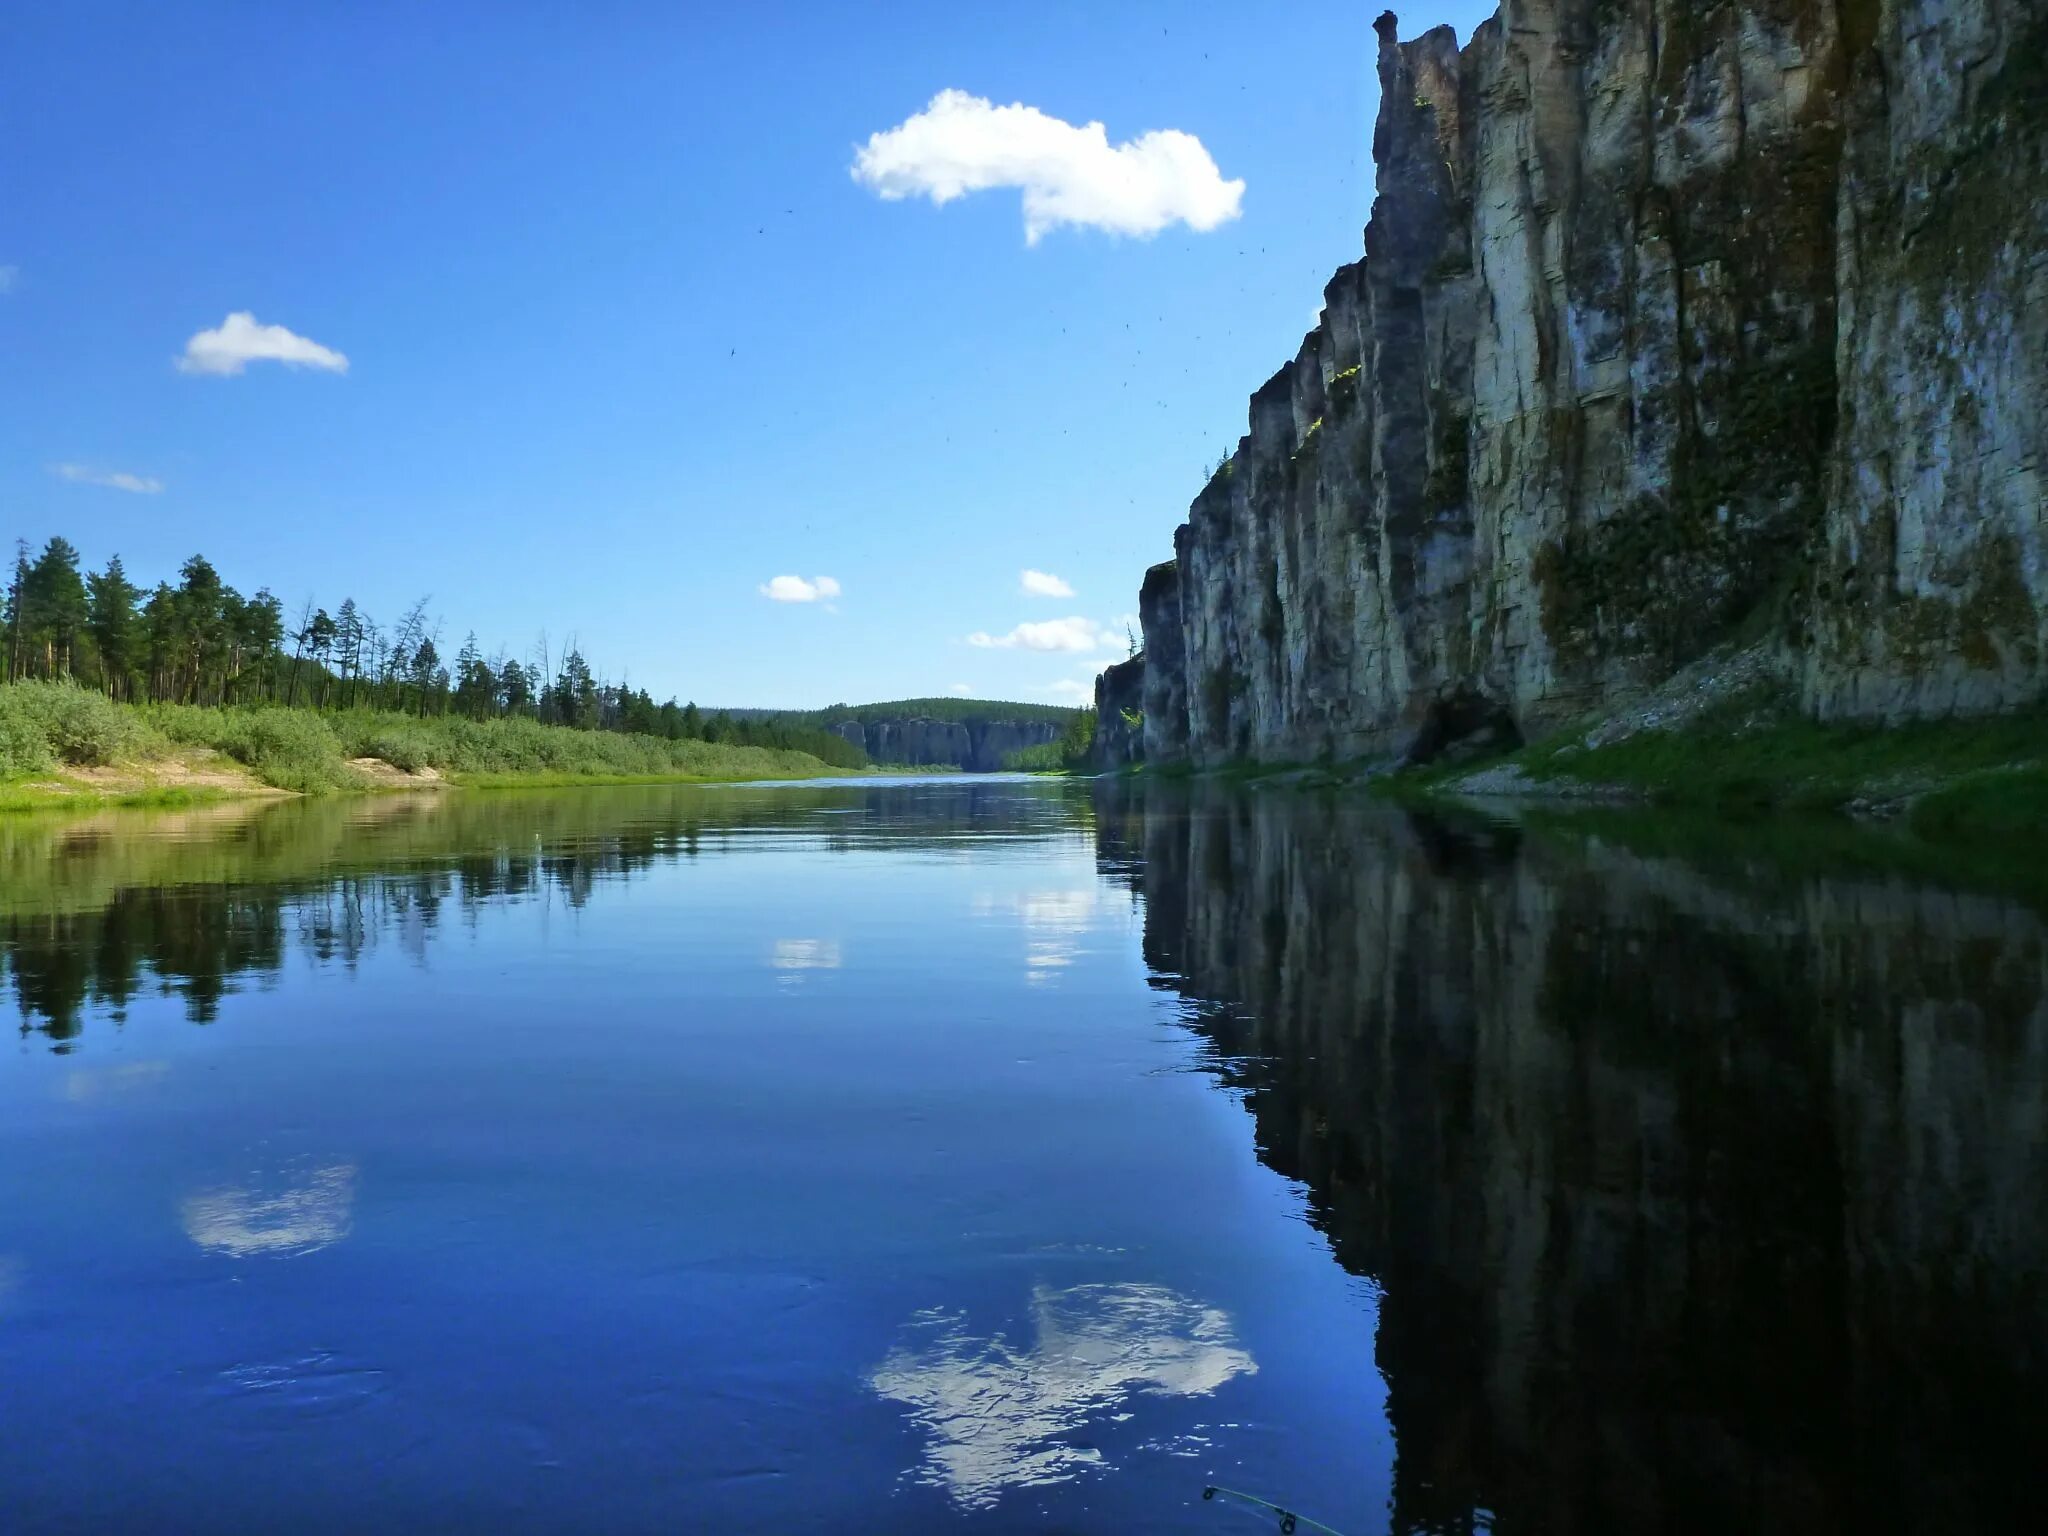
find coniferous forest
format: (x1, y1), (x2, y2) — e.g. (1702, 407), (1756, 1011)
(2, 535), (869, 768)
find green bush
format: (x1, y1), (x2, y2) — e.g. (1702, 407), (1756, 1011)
(0, 711), (55, 778)
(212, 709), (360, 793)
(330, 714), (438, 772)
(0, 681), (158, 772)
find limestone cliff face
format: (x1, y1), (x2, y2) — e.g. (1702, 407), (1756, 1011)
(829, 715), (1064, 771)
(1808, 0), (2048, 716)
(1119, 1), (2046, 766)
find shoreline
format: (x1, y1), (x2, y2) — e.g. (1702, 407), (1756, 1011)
(1094, 706), (2048, 840)
(0, 759), (881, 815)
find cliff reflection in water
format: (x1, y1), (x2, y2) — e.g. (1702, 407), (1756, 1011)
(1095, 783), (2046, 1536)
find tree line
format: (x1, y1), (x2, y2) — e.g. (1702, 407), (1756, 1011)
(2, 536), (867, 766)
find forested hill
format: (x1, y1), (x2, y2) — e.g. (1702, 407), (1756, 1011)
(780, 699), (1084, 772)
(797, 698), (1081, 727)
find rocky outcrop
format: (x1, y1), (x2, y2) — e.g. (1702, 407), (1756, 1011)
(1137, 560), (1188, 763)
(1113, 1), (2047, 767)
(828, 715), (1065, 771)
(1090, 655), (1146, 770)
(1094, 781), (2047, 1533)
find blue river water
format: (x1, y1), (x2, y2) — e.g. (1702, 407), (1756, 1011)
(2, 777), (2040, 1533)
(0, 781), (1380, 1534)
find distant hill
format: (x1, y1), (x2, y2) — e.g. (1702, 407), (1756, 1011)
(793, 697), (1083, 727)
(725, 697), (1085, 770)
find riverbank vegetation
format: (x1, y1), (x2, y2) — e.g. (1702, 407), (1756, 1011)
(3, 536), (867, 769)
(1408, 699), (2048, 838)
(0, 681), (848, 804)
(1003, 710), (1097, 771)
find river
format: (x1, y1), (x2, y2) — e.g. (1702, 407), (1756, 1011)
(1, 778), (2039, 1533)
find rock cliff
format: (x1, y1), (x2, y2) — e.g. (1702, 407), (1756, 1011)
(827, 714), (1065, 771)
(1114, 1), (2046, 767)
(1089, 656), (1146, 770)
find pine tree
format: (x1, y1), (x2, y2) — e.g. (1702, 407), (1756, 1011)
(5, 540), (32, 682)
(86, 555), (142, 699)
(498, 656), (533, 715)
(27, 538), (90, 678)
(306, 609), (338, 707)
(334, 599), (363, 707)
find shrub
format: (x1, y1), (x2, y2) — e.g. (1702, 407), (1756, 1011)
(5, 687), (845, 795)
(205, 708), (359, 793)
(0, 709), (56, 777)
(0, 681), (158, 771)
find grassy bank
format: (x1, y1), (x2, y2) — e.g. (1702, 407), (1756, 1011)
(1412, 699), (2048, 837)
(0, 681), (849, 806)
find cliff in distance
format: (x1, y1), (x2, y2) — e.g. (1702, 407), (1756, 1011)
(794, 699), (1075, 771)
(1104, 0), (2046, 767)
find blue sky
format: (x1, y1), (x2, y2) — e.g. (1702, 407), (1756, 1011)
(1, 1), (1495, 708)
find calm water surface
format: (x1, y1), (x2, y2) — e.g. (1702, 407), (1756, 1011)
(1, 778), (2040, 1534)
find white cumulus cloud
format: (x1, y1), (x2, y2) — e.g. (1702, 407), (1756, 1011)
(967, 616), (1107, 652)
(852, 90), (1244, 245)
(1020, 568), (1075, 598)
(1039, 678), (1096, 702)
(760, 574), (842, 604)
(177, 311), (349, 376)
(50, 463), (164, 495)
(947, 682), (974, 697)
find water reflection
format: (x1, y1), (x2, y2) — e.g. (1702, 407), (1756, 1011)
(771, 938), (843, 971)
(2, 782), (1095, 1045)
(63, 1058), (171, 1101)
(1094, 782), (2048, 1536)
(970, 887), (1105, 982)
(869, 1283), (1256, 1508)
(181, 1163), (359, 1259)
(5, 777), (2043, 1533)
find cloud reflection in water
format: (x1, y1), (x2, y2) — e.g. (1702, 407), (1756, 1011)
(772, 939), (843, 970)
(870, 1282), (1256, 1507)
(181, 1164), (358, 1258)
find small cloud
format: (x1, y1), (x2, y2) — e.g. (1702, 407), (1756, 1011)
(1038, 678), (1097, 702)
(1020, 568), (1075, 599)
(0, 266), (17, 294)
(760, 574), (843, 604)
(49, 463), (164, 495)
(177, 311), (348, 376)
(967, 616), (1106, 652)
(946, 682), (974, 697)
(853, 90), (1244, 245)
